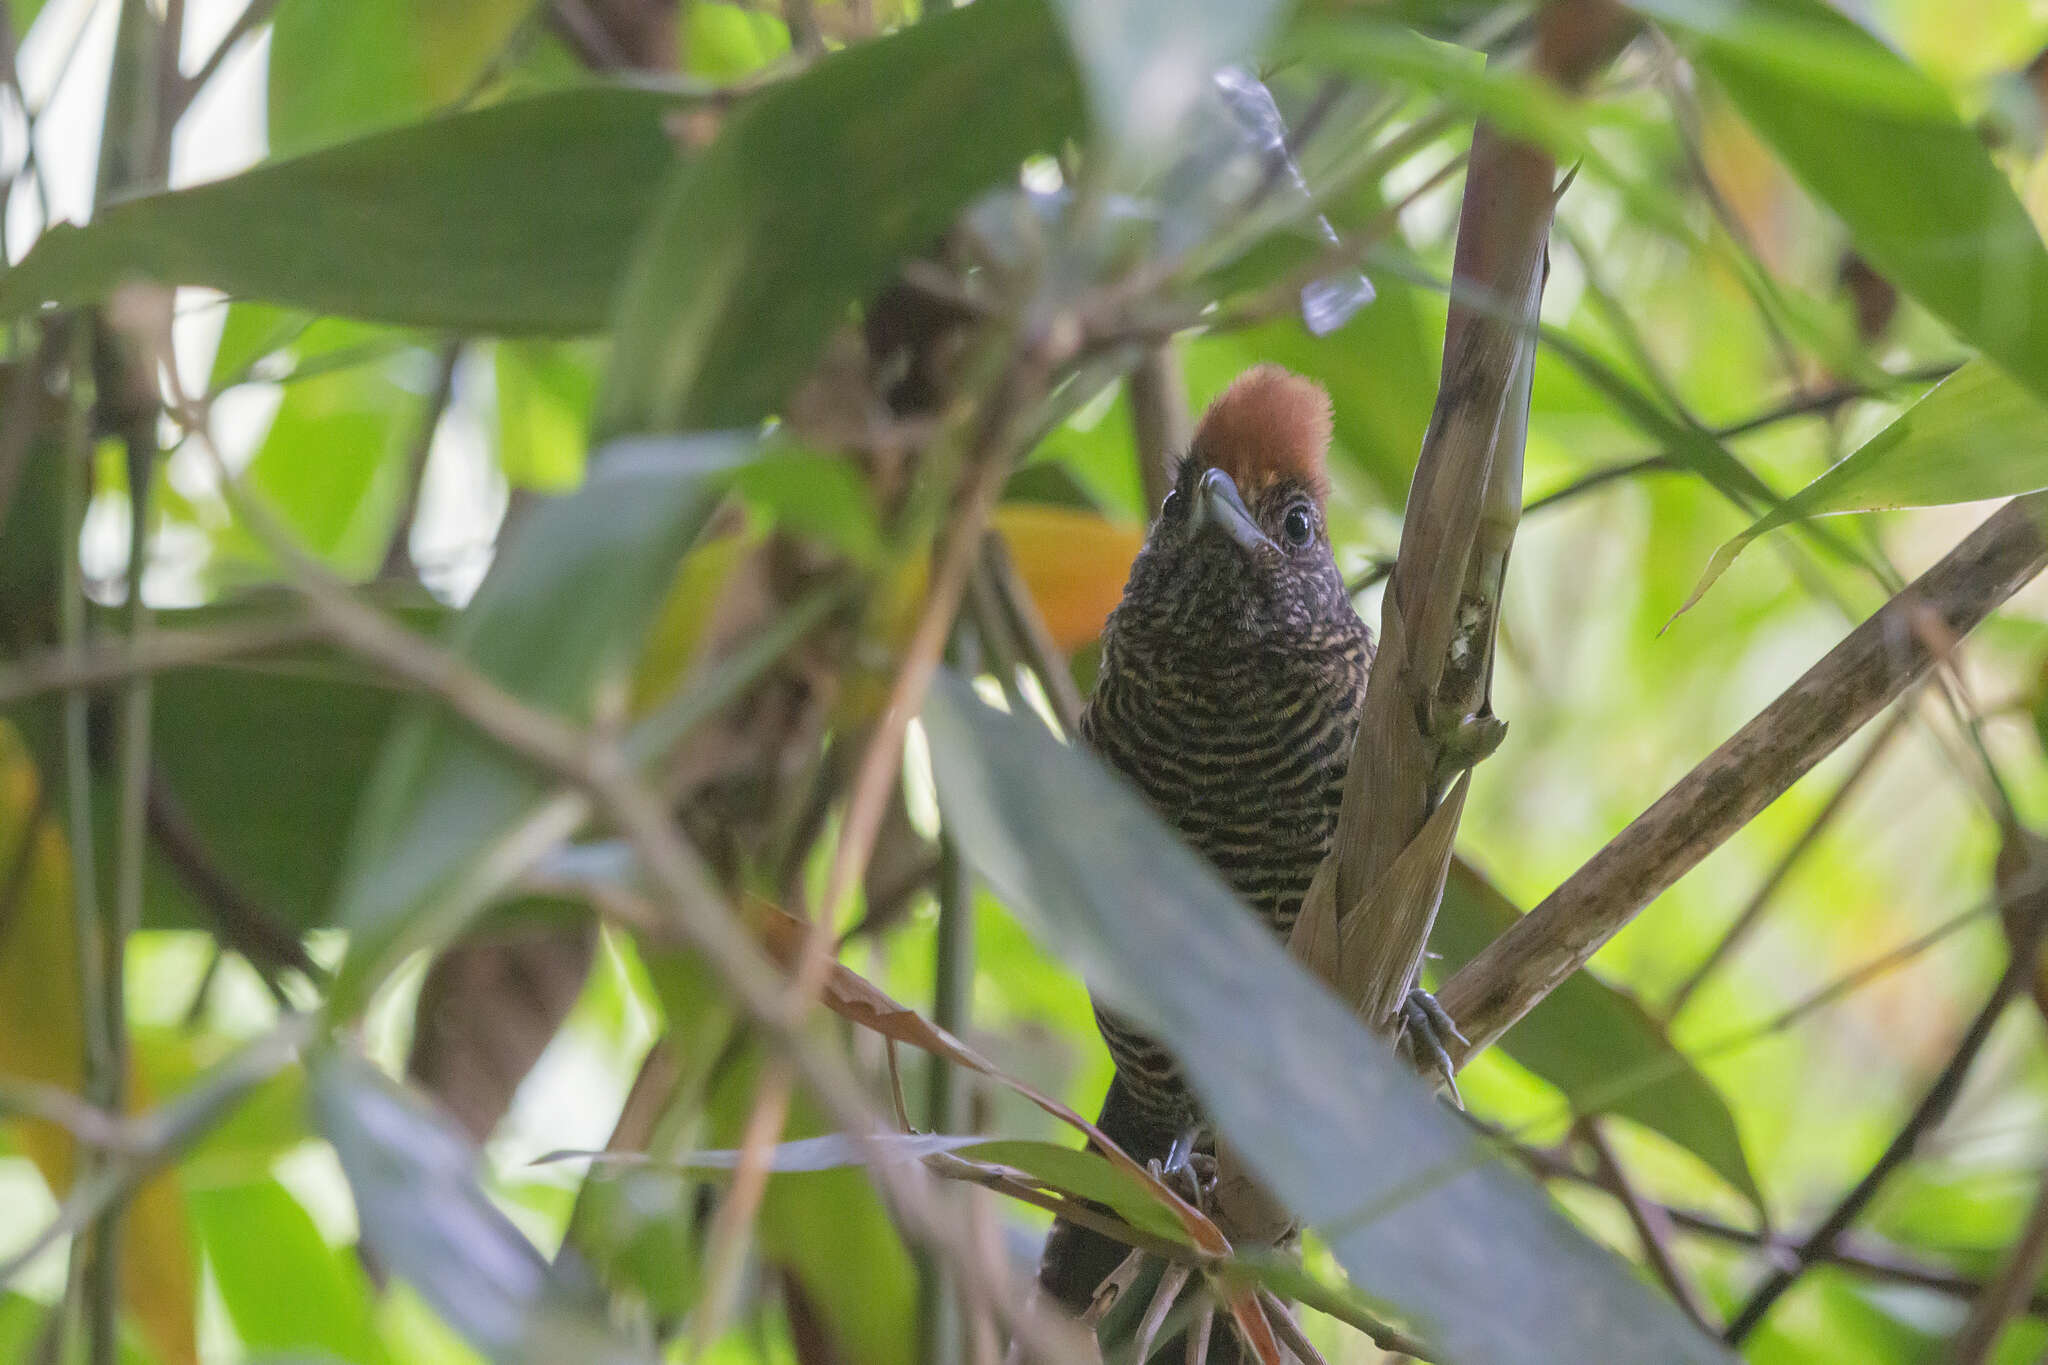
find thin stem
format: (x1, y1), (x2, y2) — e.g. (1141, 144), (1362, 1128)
(1439, 492), (2048, 1064)
(1666, 700), (1911, 1017)
(1509, 1137), (2048, 1317)
(1725, 947), (2036, 1343)
(1577, 1118), (1718, 1334)
(57, 320), (113, 1364)
(0, 618), (324, 706)
(918, 832), (972, 1365)
(1127, 346), (1187, 514)
(379, 338), (461, 580)
(172, 0), (282, 116)
(1941, 1162), (2048, 1363)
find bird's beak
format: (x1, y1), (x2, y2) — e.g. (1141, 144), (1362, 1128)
(1189, 467), (1273, 553)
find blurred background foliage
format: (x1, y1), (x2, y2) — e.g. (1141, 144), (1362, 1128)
(2, 0), (2048, 1362)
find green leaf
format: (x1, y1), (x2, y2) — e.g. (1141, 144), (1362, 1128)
(1685, 361), (2048, 606)
(964, 1139), (1194, 1244)
(268, 0), (534, 157)
(923, 672), (1731, 1365)
(212, 365), (416, 581)
(684, 2), (792, 80)
(0, 88), (683, 334)
(329, 436), (755, 1014)
(0, 1292), (150, 1365)
(702, 1046), (917, 1365)
(588, 1132), (1190, 1244)
(195, 1179), (391, 1364)
(1434, 860), (1766, 1216)
(310, 1050), (653, 1365)
(1634, 0), (2048, 404)
(141, 606), (427, 937)
(602, 0), (1082, 434)
(731, 450), (884, 564)
(494, 341), (597, 492)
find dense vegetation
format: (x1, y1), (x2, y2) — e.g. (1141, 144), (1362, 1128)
(4, 0), (2048, 1361)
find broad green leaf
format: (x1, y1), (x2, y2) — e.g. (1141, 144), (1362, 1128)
(965, 1139), (1193, 1244)
(1434, 860), (1765, 1216)
(603, 0), (1082, 433)
(494, 341), (597, 492)
(0, 88), (682, 334)
(195, 1179), (391, 1364)
(732, 451), (884, 564)
(211, 364), (416, 582)
(329, 436), (754, 1014)
(17, 600), (433, 941)
(310, 1050), (652, 1365)
(1686, 361), (2048, 606)
(1635, 0), (2048, 405)
(922, 672), (1731, 1365)
(268, 0), (534, 157)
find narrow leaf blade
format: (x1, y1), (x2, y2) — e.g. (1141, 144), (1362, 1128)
(923, 673), (1731, 1365)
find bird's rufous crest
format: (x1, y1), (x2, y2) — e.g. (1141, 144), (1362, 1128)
(1188, 364), (1333, 501)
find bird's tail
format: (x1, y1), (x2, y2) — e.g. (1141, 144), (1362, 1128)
(1036, 1072), (1184, 1313)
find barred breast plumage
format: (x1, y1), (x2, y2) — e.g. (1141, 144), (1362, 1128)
(1081, 627), (1368, 1138)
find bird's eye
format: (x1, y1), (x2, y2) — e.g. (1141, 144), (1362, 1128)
(1161, 489), (1180, 519)
(1282, 503), (1315, 548)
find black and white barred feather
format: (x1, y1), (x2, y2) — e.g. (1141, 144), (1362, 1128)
(1038, 367), (1372, 1315)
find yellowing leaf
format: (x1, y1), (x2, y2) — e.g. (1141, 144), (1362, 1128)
(991, 504), (1142, 652)
(0, 723), (198, 1365)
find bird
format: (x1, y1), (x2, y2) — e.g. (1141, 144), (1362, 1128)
(1036, 364), (1378, 1327)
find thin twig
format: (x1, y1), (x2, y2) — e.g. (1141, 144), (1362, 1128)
(1127, 347), (1188, 514)
(172, 0), (282, 116)
(1133, 1263), (1193, 1363)
(1521, 360), (1959, 518)
(544, 0), (630, 69)
(983, 534), (1085, 734)
(1577, 1118), (1718, 1334)
(1509, 1137), (2048, 1316)
(1666, 699), (1913, 1016)
(146, 770), (315, 984)
(1724, 943), (2038, 1343)
(1942, 1162), (2048, 1364)
(1256, 1288), (1333, 1365)
(0, 1019), (309, 1289)
(55, 319), (114, 1365)
(690, 1059), (797, 1357)
(0, 619), (326, 707)
(379, 338), (462, 580)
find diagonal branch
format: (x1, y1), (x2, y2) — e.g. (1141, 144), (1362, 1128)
(1940, 1159), (2048, 1364)
(1437, 493), (2048, 1063)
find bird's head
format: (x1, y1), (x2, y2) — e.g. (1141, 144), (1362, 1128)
(1114, 365), (1355, 647)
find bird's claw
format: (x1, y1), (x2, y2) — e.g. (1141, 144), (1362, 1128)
(1149, 1128), (1217, 1210)
(1397, 988), (1467, 1108)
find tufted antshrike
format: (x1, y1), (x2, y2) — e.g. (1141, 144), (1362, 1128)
(1038, 365), (1380, 1318)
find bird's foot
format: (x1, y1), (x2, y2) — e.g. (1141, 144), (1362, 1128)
(1397, 988), (1467, 1108)
(1150, 1127), (1217, 1211)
